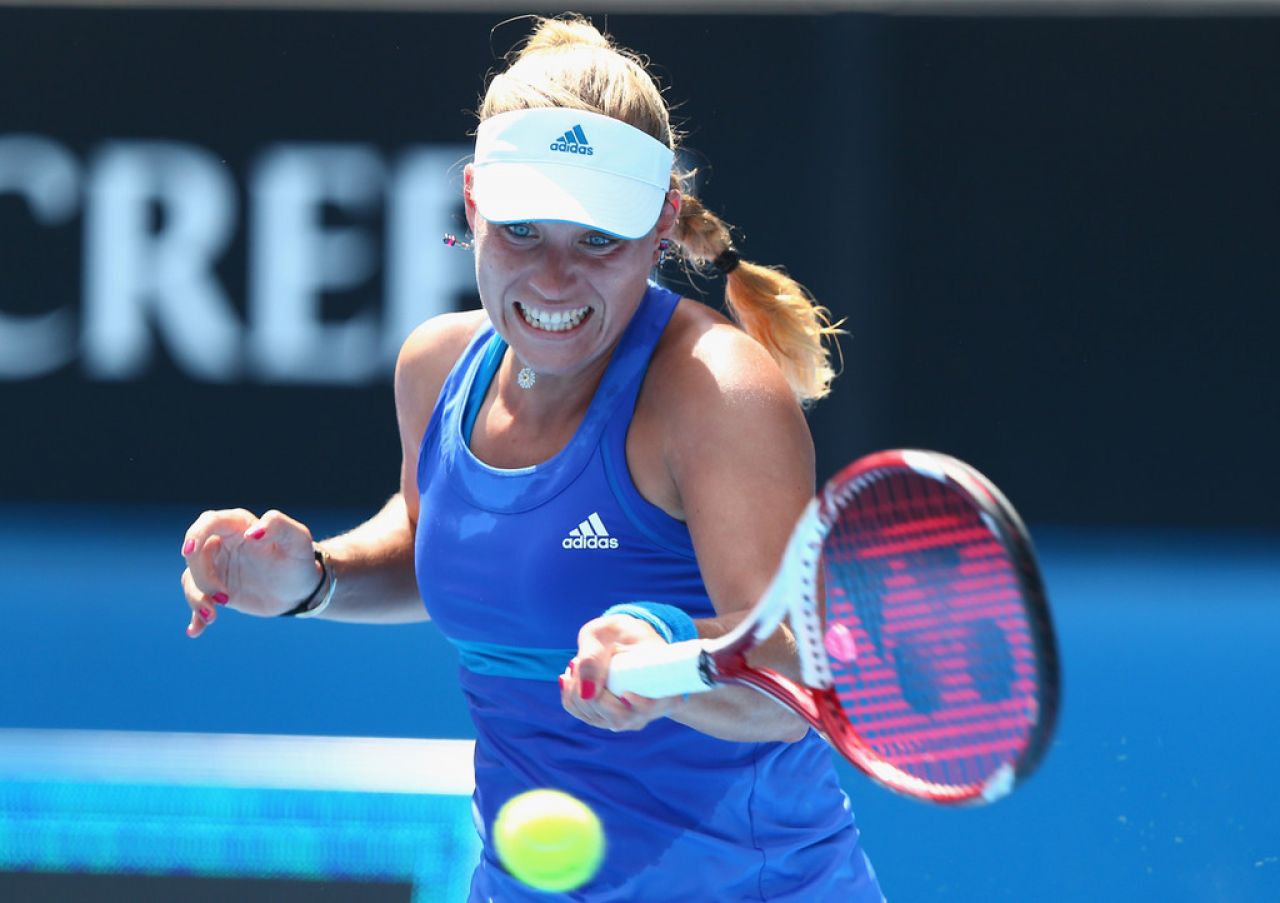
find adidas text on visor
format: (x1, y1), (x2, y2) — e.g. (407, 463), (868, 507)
(472, 108), (675, 240)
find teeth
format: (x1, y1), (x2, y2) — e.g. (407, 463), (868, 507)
(519, 303), (590, 332)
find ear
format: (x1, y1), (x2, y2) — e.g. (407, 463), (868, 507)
(463, 164), (477, 232)
(656, 188), (681, 238)
(650, 190), (680, 264)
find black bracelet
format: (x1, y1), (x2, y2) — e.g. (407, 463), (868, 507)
(280, 547), (328, 617)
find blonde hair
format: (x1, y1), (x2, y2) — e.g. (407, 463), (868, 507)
(479, 15), (842, 405)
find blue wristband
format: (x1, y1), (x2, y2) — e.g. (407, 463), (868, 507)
(602, 602), (698, 644)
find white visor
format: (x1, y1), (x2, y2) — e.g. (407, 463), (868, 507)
(472, 108), (675, 240)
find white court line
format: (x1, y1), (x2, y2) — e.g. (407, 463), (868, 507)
(0, 728), (475, 795)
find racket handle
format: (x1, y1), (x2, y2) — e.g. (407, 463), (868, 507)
(606, 640), (716, 699)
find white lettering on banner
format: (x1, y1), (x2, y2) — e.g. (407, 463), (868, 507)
(385, 149), (475, 367)
(0, 135), (81, 379)
(0, 134), (472, 385)
(250, 144), (381, 382)
(84, 141), (241, 381)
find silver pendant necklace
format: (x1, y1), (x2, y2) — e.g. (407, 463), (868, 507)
(516, 366), (536, 390)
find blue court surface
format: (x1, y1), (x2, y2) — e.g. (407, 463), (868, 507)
(1, 504), (1276, 901)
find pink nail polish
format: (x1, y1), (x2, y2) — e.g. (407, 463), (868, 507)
(247, 527), (266, 540)
(580, 680), (597, 701)
(620, 696), (633, 711)
(558, 675), (566, 691)
(182, 538), (195, 556)
(212, 592), (229, 605)
(199, 607), (212, 620)
(568, 660), (575, 675)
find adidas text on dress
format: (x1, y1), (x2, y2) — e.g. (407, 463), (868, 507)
(563, 512), (618, 549)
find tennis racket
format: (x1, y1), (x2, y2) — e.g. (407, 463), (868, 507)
(607, 449), (1060, 805)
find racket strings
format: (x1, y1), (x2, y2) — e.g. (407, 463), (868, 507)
(823, 468), (1041, 795)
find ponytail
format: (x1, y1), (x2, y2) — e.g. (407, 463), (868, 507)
(671, 192), (842, 406)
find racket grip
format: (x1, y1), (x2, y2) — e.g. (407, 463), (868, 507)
(606, 640), (715, 699)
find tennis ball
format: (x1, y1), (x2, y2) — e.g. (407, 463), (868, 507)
(494, 789), (605, 893)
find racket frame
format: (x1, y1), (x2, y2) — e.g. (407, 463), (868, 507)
(606, 449), (1060, 806)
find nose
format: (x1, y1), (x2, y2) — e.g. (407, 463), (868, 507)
(524, 243), (579, 300)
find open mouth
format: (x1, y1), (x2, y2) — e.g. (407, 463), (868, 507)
(516, 302), (592, 333)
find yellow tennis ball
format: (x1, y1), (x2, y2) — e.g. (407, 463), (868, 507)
(494, 789), (605, 893)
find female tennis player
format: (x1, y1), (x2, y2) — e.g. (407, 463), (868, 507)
(180, 16), (884, 901)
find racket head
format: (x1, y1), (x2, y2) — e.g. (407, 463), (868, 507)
(813, 450), (1060, 804)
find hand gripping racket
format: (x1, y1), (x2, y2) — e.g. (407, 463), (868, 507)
(607, 449), (1061, 805)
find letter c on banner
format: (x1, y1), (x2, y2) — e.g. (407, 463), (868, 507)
(0, 134), (80, 379)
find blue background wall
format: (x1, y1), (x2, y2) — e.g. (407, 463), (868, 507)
(3, 505), (1278, 900)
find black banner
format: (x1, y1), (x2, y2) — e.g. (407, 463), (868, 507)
(2, 8), (1277, 526)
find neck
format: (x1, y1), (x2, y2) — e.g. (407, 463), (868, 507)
(497, 348), (610, 425)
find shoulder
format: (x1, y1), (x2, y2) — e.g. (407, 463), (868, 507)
(634, 298), (814, 510)
(396, 309), (488, 380)
(395, 310), (488, 396)
(634, 297), (815, 616)
(645, 298), (804, 433)
(394, 309), (489, 431)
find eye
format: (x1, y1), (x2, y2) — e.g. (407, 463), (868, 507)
(583, 232), (619, 249)
(503, 223), (536, 239)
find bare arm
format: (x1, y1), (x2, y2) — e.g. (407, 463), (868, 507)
(309, 493), (424, 623)
(563, 311), (816, 743)
(180, 496), (425, 637)
(180, 311), (483, 635)
(307, 310), (485, 623)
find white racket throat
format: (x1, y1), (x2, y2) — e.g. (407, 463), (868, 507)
(778, 499), (835, 690)
(606, 499), (834, 699)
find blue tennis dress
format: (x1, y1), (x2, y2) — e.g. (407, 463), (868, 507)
(415, 283), (884, 902)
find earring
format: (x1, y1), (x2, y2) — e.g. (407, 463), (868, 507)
(443, 233), (473, 250)
(657, 238), (672, 268)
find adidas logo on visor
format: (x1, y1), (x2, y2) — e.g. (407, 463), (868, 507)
(549, 125), (594, 156)
(563, 512), (618, 549)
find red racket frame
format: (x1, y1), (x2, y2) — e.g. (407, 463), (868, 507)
(708, 450), (1060, 804)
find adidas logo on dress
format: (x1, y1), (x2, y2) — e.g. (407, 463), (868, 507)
(549, 125), (594, 156)
(563, 512), (618, 550)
